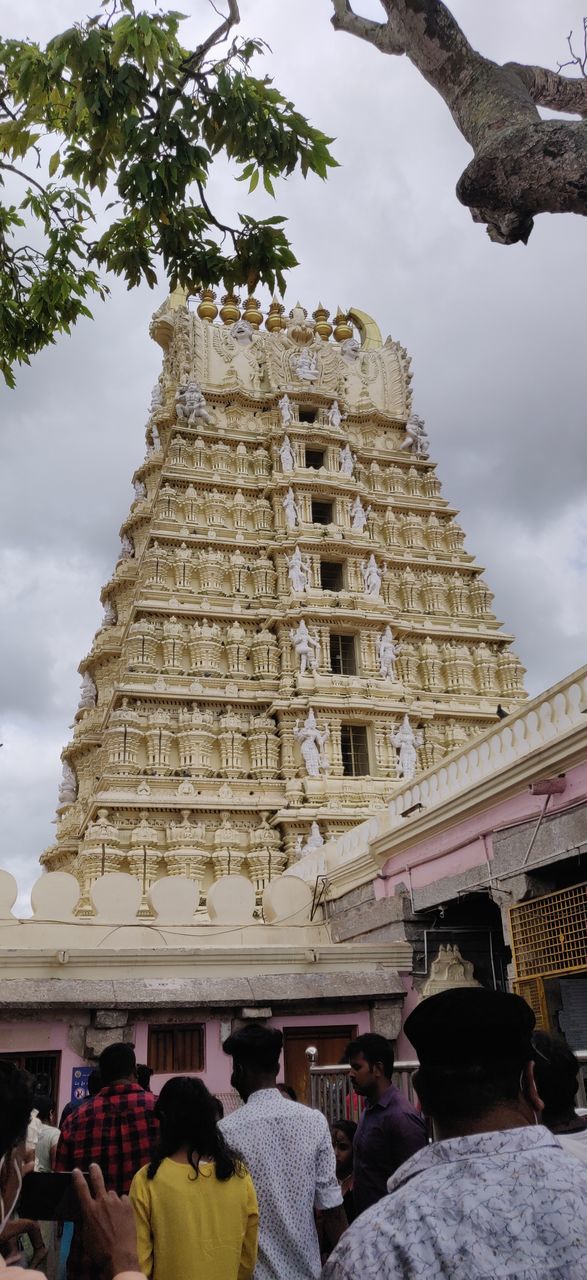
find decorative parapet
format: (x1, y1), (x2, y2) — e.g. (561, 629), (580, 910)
(319, 664), (587, 892)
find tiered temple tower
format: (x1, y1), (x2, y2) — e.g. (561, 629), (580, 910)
(42, 289), (525, 912)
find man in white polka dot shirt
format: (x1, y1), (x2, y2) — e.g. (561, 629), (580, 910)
(220, 1024), (346, 1280)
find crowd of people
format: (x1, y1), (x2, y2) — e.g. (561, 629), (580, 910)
(1, 989), (587, 1279)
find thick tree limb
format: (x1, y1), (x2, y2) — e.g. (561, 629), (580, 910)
(330, 0), (587, 244)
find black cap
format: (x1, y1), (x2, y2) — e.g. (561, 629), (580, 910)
(405, 988), (535, 1067)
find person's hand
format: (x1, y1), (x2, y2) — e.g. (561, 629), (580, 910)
(29, 1242), (48, 1269)
(72, 1165), (141, 1279)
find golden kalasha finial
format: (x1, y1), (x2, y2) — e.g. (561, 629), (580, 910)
(242, 296), (263, 329)
(219, 292), (240, 326)
(333, 307), (353, 342)
(266, 297), (285, 332)
(197, 287), (218, 322)
(312, 302), (332, 341)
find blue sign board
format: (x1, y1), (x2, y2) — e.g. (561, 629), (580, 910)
(71, 1065), (92, 1104)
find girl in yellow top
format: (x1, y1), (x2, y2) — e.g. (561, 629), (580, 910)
(129, 1077), (257, 1280)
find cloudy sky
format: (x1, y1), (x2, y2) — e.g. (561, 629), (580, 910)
(1, 0), (586, 907)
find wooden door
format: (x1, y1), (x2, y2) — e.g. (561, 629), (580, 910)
(283, 1025), (356, 1105)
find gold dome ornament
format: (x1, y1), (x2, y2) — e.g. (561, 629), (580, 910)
(287, 301), (315, 345)
(266, 297), (285, 332)
(312, 303), (332, 341)
(333, 308), (353, 342)
(242, 297), (263, 329)
(219, 292), (240, 326)
(197, 288), (218, 322)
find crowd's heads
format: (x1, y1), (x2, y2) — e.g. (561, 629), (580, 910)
(532, 1031), (583, 1128)
(33, 1094), (54, 1123)
(150, 1076), (240, 1183)
(222, 1023), (283, 1100)
(332, 1118), (356, 1178)
(346, 1033), (395, 1096)
(137, 1064), (154, 1092)
(99, 1042), (137, 1086)
(405, 988), (538, 1129)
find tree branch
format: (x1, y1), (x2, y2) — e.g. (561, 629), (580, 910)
(330, 0), (404, 55)
(181, 0), (240, 77)
(506, 62), (587, 118)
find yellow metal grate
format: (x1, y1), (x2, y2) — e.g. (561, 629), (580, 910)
(510, 881), (587, 980)
(512, 976), (549, 1030)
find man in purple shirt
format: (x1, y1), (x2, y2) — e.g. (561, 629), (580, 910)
(346, 1032), (427, 1215)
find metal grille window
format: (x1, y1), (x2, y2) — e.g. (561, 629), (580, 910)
(510, 881), (587, 980)
(148, 1024), (204, 1073)
(320, 561), (344, 591)
(305, 448), (324, 469)
(311, 500), (333, 525)
(340, 724), (370, 775)
(0, 1052), (60, 1103)
(330, 634), (357, 675)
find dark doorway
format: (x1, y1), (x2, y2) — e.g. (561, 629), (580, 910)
(283, 1025), (357, 1104)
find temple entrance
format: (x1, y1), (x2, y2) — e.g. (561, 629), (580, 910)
(283, 1025), (357, 1104)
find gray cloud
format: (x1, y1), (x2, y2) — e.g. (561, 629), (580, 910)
(0, 0), (585, 893)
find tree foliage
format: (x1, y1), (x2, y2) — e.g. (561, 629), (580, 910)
(0, 0), (336, 386)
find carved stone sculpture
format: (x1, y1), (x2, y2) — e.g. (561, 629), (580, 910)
(282, 487), (300, 530)
(292, 347), (318, 382)
(361, 554), (383, 599)
(339, 443), (356, 477)
(175, 380), (215, 426)
(350, 495), (371, 532)
(401, 413), (430, 459)
(58, 761), (78, 805)
(295, 821), (325, 861)
(78, 671), (97, 710)
(390, 714), (422, 781)
(377, 626), (401, 680)
(279, 435), (295, 473)
(278, 393), (293, 426)
(328, 400), (344, 430)
(133, 478), (147, 501)
(120, 534), (135, 561)
(293, 708), (330, 778)
(286, 545), (311, 593)
(290, 619), (320, 675)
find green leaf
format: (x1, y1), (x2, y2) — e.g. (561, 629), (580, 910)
(248, 168), (259, 193)
(48, 150), (60, 176)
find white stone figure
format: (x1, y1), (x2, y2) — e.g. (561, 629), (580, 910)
(286, 545), (311, 593)
(175, 380), (214, 426)
(101, 600), (117, 627)
(120, 533), (134, 560)
(361, 554), (383, 599)
(350, 495), (371, 532)
(133, 478), (147, 501)
(377, 626), (401, 680)
(328, 400), (344, 430)
(293, 347), (318, 382)
(293, 709), (330, 778)
(290, 619), (320, 675)
(339, 443), (356, 477)
(278, 393), (294, 427)
(58, 761), (77, 805)
(401, 413), (430, 459)
(295, 821), (324, 861)
(78, 671), (97, 710)
(341, 336), (360, 362)
(230, 318), (253, 344)
(282, 487), (300, 530)
(150, 383), (163, 414)
(279, 435), (295, 473)
(151, 424), (161, 450)
(390, 715), (422, 781)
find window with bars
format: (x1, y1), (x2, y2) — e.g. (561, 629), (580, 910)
(0, 1052), (60, 1104)
(340, 724), (370, 775)
(305, 448), (325, 469)
(148, 1025), (204, 1074)
(311, 500), (333, 525)
(320, 560), (344, 591)
(509, 881), (587, 980)
(330, 634), (357, 675)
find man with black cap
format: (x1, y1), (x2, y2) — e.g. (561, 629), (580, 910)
(322, 988), (587, 1279)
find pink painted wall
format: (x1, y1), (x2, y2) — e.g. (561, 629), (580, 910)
(0, 1021), (85, 1118)
(378, 759), (587, 897)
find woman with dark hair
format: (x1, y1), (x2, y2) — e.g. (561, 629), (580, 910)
(129, 1077), (258, 1280)
(331, 1120), (357, 1224)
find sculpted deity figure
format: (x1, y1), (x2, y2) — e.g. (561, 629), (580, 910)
(328, 400), (344, 430)
(401, 413), (430, 459)
(292, 347), (318, 383)
(101, 599), (117, 627)
(341, 336), (360, 362)
(286, 545), (311, 593)
(278, 393), (294, 427)
(295, 821), (324, 860)
(133, 478), (147, 501)
(361, 554), (383, 599)
(150, 383), (163, 414)
(377, 626), (401, 679)
(78, 671), (97, 710)
(58, 760), (77, 805)
(350, 495), (371, 532)
(230, 318), (253, 344)
(175, 380), (214, 426)
(120, 533), (134, 560)
(279, 435), (295, 473)
(290, 619), (320, 675)
(282, 486), (300, 530)
(293, 709), (330, 778)
(390, 715), (423, 781)
(339, 443), (356, 477)
(151, 424), (161, 451)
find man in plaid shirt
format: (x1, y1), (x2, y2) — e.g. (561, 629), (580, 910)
(56, 1042), (159, 1280)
